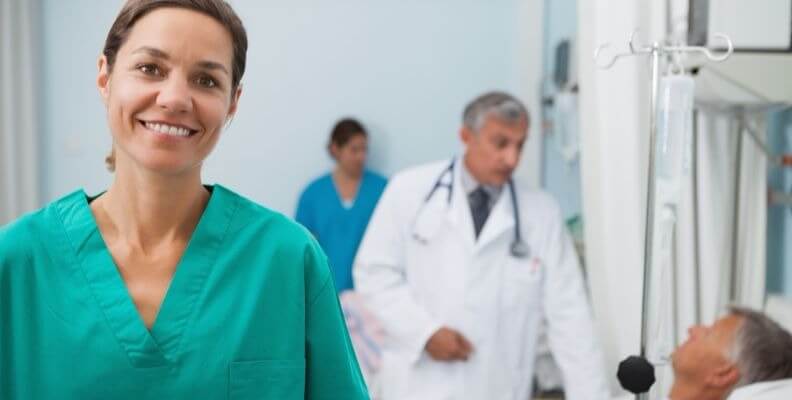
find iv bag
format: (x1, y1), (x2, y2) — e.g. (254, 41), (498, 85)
(654, 75), (695, 206)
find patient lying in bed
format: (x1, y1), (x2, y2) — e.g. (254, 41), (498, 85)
(669, 306), (792, 400)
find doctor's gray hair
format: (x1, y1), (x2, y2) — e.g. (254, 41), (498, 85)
(462, 91), (530, 132)
(728, 306), (792, 387)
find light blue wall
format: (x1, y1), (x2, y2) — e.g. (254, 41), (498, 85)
(40, 0), (530, 215)
(766, 111), (792, 295)
(40, 0), (121, 205)
(540, 0), (580, 219)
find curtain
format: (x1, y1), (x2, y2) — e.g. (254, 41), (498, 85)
(647, 107), (769, 397)
(0, 0), (40, 225)
(689, 108), (767, 322)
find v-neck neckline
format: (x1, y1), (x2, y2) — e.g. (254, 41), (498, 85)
(331, 171), (364, 210)
(54, 185), (239, 368)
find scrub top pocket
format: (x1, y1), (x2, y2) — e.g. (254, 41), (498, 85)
(229, 359), (305, 399)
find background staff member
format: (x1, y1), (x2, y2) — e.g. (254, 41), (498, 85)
(354, 91), (609, 400)
(296, 118), (386, 293)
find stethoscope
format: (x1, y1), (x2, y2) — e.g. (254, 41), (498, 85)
(414, 158), (530, 259)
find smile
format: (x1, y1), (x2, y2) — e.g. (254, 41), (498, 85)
(140, 120), (198, 137)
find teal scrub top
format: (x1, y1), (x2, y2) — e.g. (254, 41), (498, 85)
(295, 171), (386, 292)
(0, 185), (369, 400)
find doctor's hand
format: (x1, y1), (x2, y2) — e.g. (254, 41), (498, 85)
(425, 327), (474, 362)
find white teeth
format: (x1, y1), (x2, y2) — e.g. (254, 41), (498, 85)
(144, 121), (192, 137)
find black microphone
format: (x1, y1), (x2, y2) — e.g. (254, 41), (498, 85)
(617, 355), (656, 394)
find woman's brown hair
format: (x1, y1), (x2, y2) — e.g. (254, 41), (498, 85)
(102, 0), (248, 171)
(327, 118), (367, 159)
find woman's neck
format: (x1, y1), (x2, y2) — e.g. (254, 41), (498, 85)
(95, 162), (209, 253)
(334, 166), (363, 182)
(333, 167), (362, 201)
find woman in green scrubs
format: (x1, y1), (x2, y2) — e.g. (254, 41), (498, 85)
(0, 1), (368, 399)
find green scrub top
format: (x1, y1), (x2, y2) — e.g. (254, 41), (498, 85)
(0, 185), (369, 400)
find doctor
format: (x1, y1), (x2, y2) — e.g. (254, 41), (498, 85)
(353, 91), (609, 399)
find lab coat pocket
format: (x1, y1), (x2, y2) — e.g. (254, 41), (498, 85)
(502, 258), (544, 312)
(229, 359), (305, 400)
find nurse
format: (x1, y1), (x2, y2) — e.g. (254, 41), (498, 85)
(0, 1), (367, 399)
(295, 119), (387, 293)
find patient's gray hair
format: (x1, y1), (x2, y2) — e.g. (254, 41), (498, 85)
(728, 306), (792, 387)
(462, 91), (530, 132)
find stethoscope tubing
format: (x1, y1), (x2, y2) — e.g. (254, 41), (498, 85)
(419, 158), (529, 259)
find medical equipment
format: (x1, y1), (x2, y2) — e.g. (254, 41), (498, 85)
(646, 74), (695, 363)
(553, 92), (580, 164)
(596, 31), (734, 400)
(413, 158), (530, 259)
(617, 356), (656, 394)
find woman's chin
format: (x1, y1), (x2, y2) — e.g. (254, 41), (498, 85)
(127, 157), (199, 177)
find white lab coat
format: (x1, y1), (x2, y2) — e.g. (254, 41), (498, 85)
(353, 158), (610, 400)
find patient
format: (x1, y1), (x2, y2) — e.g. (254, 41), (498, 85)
(670, 306), (792, 400)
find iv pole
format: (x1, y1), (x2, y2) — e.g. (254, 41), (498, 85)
(594, 31), (734, 400)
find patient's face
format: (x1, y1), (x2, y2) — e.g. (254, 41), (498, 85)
(672, 314), (742, 380)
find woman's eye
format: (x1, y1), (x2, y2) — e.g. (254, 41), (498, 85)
(196, 76), (217, 88)
(137, 64), (161, 76)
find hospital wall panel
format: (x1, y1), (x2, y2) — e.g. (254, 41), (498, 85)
(38, 0), (544, 216)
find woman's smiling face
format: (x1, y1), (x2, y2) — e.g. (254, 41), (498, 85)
(97, 7), (241, 176)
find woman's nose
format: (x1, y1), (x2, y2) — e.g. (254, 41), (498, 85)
(156, 77), (193, 113)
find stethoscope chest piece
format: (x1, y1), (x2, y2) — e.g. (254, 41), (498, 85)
(510, 239), (530, 259)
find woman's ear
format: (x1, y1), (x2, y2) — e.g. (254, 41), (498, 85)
(227, 84), (243, 119)
(328, 143), (340, 160)
(97, 55), (111, 106)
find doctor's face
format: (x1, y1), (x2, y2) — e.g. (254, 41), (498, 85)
(671, 315), (742, 385)
(461, 115), (528, 186)
(97, 7), (241, 176)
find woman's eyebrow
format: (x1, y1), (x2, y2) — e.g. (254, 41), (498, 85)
(131, 46), (169, 59)
(131, 46), (229, 76)
(196, 61), (229, 76)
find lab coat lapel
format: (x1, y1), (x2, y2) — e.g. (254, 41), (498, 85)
(449, 158), (476, 248)
(475, 184), (515, 252)
(410, 191), (448, 245)
(410, 161), (457, 244)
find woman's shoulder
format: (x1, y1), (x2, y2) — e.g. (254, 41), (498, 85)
(301, 173), (333, 196)
(217, 186), (329, 283)
(0, 207), (49, 266)
(364, 170), (388, 187)
(0, 190), (87, 266)
(217, 185), (316, 248)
